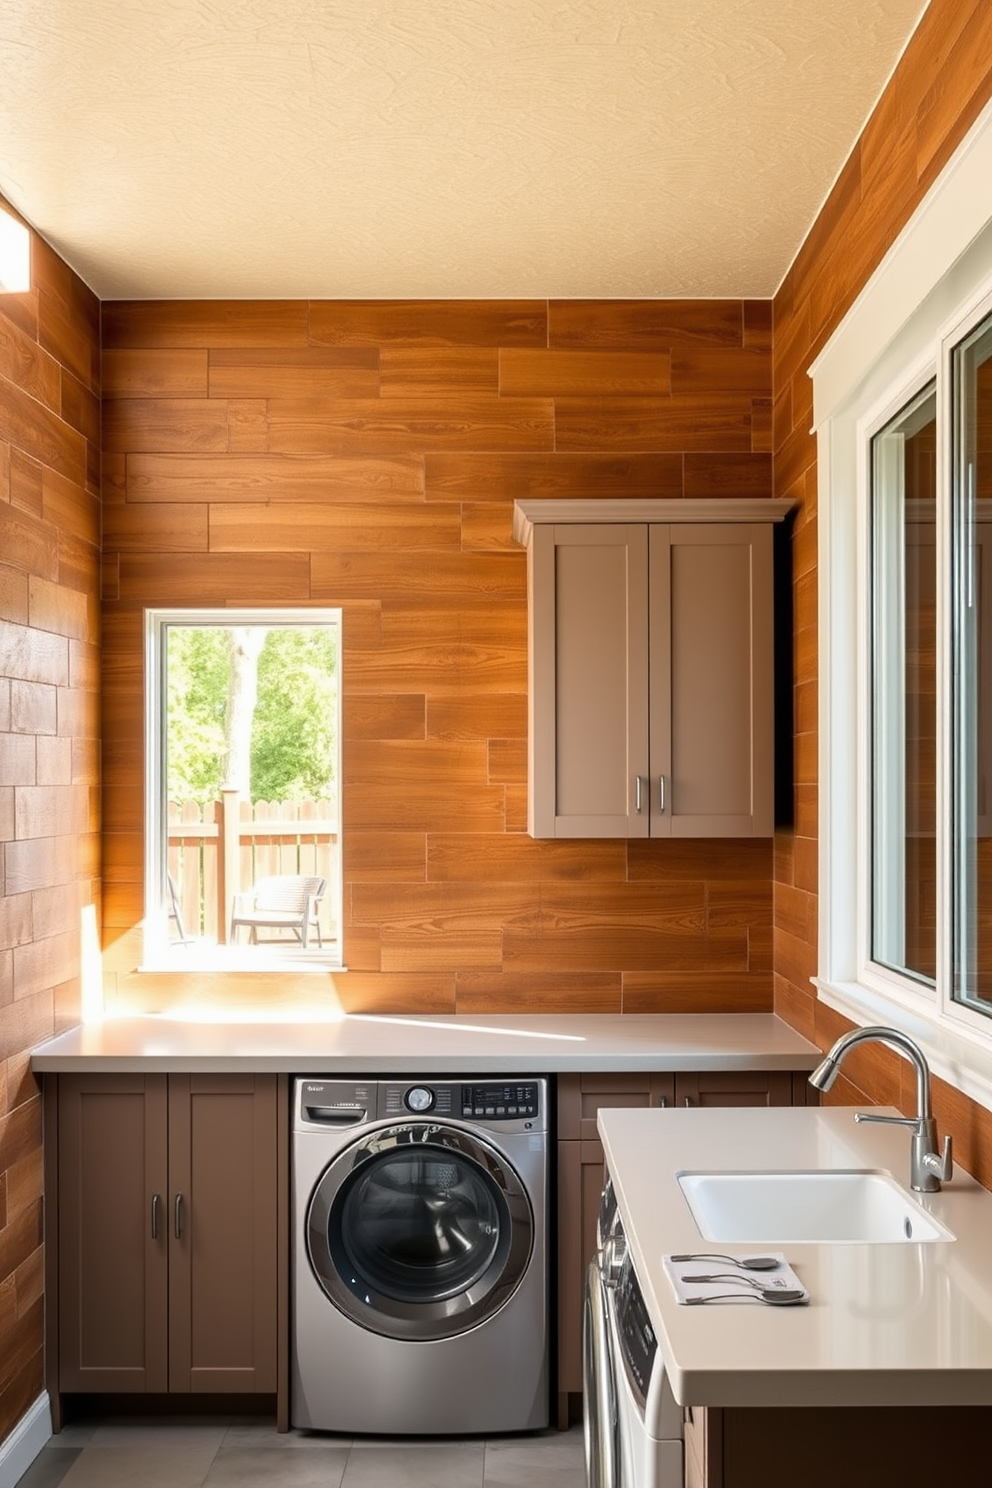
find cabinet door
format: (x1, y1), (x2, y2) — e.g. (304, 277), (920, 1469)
(675, 1070), (793, 1108)
(167, 1074), (278, 1393)
(58, 1075), (169, 1392)
(529, 522), (649, 837)
(558, 1070), (676, 1141)
(650, 523), (774, 837)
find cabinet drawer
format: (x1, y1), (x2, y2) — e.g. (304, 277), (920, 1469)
(675, 1070), (793, 1108)
(558, 1071), (675, 1141)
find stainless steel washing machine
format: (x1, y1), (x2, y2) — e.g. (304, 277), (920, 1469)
(291, 1075), (549, 1434)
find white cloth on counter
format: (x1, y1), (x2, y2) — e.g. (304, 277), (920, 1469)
(662, 1252), (809, 1305)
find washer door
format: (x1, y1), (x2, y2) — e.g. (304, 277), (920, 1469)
(306, 1121), (535, 1340)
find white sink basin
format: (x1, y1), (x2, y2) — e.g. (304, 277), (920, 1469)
(677, 1169), (955, 1244)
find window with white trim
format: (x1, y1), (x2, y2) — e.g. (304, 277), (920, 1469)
(813, 97), (992, 1111)
(144, 608), (343, 971)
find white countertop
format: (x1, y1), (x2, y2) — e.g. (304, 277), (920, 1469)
(30, 1012), (819, 1073)
(598, 1104), (992, 1408)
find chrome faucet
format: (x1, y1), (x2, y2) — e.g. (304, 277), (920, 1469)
(808, 1025), (953, 1193)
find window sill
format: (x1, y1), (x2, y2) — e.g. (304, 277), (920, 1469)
(815, 976), (992, 1118)
(141, 942), (345, 975)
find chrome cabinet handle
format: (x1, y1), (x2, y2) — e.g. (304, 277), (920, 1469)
(174, 1193), (183, 1239)
(151, 1193), (160, 1240)
(635, 775), (644, 813)
(659, 775), (666, 812)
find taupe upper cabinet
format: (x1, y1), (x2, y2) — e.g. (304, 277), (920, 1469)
(513, 500), (793, 839)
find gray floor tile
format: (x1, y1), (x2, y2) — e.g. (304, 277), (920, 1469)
(53, 1443), (221, 1488)
(14, 1447), (81, 1488)
(84, 1420), (229, 1451)
(203, 1445), (349, 1488)
(341, 1440), (485, 1488)
(19, 1418), (583, 1488)
(484, 1428), (584, 1488)
(46, 1426), (97, 1448)
(220, 1421), (351, 1451)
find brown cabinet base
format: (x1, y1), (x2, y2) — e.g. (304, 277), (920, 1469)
(686, 1404), (992, 1488)
(46, 1073), (288, 1429)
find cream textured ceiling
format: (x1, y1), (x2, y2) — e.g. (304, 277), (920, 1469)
(0, 0), (929, 300)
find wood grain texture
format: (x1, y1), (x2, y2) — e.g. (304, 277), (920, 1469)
(0, 199), (97, 1444)
(99, 295), (775, 1023)
(102, 349), (209, 398)
(208, 347), (380, 400)
(424, 451), (683, 501)
(115, 552), (311, 603)
(103, 398), (230, 454)
(0, 376), (86, 484)
(102, 301), (309, 349)
(622, 971), (773, 1014)
(379, 347), (498, 396)
(456, 971), (622, 1013)
(499, 349), (670, 397)
(125, 453), (424, 504)
(682, 452), (773, 499)
(0, 312), (61, 411)
(425, 693), (527, 740)
(311, 550), (526, 602)
(308, 300), (547, 348)
(555, 395), (756, 452)
(266, 395), (555, 455)
(549, 300), (744, 350)
(209, 501), (461, 553)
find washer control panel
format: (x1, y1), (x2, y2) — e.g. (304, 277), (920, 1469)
(377, 1079), (544, 1128)
(615, 1250), (657, 1412)
(461, 1081), (541, 1120)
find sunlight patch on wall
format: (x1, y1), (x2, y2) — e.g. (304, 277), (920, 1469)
(0, 207), (30, 291)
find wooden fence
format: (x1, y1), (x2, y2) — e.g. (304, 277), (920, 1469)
(167, 793), (338, 945)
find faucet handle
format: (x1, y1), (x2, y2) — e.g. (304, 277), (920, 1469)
(854, 1111), (917, 1129)
(923, 1134), (953, 1183)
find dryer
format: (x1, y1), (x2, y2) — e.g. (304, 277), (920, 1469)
(291, 1075), (549, 1434)
(585, 1176), (683, 1488)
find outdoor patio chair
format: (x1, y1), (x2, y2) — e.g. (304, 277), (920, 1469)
(229, 874), (327, 948)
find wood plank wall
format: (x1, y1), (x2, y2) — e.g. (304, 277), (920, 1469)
(0, 203), (101, 1441)
(100, 298), (775, 1016)
(772, 0), (992, 1186)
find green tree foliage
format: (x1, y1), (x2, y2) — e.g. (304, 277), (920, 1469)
(166, 627), (228, 803)
(252, 628), (338, 800)
(166, 624), (337, 805)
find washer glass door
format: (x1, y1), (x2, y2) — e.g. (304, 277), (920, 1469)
(307, 1123), (534, 1340)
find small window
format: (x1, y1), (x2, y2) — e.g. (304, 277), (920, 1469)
(145, 608), (342, 970)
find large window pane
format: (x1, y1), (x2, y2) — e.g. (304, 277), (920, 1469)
(952, 313), (992, 1016)
(871, 384), (937, 983)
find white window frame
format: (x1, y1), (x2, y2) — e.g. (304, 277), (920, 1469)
(143, 606), (343, 973)
(812, 95), (992, 1114)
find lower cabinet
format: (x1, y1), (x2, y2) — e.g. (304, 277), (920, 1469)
(54, 1073), (280, 1400)
(556, 1069), (805, 1426)
(683, 1403), (991, 1487)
